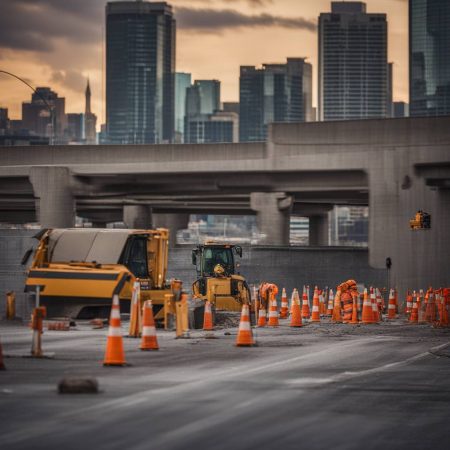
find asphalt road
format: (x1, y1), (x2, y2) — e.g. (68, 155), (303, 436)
(1, 318), (449, 450)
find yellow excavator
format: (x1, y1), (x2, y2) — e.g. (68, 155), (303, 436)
(191, 242), (251, 311)
(23, 228), (179, 325)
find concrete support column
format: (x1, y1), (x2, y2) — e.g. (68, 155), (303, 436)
(152, 213), (190, 247)
(123, 205), (152, 229)
(29, 166), (75, 228)
(251, 192), (293, 245)
(309, 215), (329, 246)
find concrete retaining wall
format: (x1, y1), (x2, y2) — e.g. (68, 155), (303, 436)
(0, 229), (386, 319)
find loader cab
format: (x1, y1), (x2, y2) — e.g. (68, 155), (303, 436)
(192, 244), (242, 278)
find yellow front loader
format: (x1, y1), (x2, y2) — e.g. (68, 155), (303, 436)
(191, 242), (251, 312)
(23, 228), (179, 326)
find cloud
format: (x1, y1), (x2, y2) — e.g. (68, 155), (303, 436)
(175, 7), (316, 33)
(51, 70), (88, 94)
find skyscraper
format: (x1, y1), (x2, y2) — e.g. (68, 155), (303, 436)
(318, 2), (388, 121)
(174, 72), (191, 142)
(410, 0), (450, 117)
(106, 1), (175, 144)
(239, 58), (313, 142)
(84, 79), (97, 145)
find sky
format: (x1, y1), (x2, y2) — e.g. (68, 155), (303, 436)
(0, 0), (408, 123)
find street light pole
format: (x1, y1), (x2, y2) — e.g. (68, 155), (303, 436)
(0, 70), (55, 145)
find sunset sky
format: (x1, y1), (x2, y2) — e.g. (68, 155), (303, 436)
(0, 0), (408, 124)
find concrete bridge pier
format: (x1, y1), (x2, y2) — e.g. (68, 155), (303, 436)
(309, 215), (329, 246)
(153, 213), (190, 247)
(29, 166), (75, 228)
(123, 205), (152, 229)
(251, 192), (293, 245)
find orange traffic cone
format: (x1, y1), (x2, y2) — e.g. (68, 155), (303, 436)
(405, 290), (412, 315)
(290, 289), (297, 316)
(203, 300), (214, 331)
(103, 294), (126, 366)
(425, 289), (435, 323)
(319, 290), (326, 315)
(361, 288), (374, 324)
(350, 291), (359, 324)
(257, 304), (267, 327)
(140, 300), (159, 350)
(236, 304), (255, 347)
(301, 286), (311, 319)
(409, 292), (419, 323)
(376, 288), (385, 317)
(311, 286), (321, 322)
(280, 288), (289, 319)
(289, 289), (302, 327)
(326, 289), (334, 316)
(267, 292), (279, 327)
(387, 288), (397, 319)
(332, 288), (342, 323)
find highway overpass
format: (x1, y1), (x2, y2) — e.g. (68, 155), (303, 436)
(0, 116), (449, 294)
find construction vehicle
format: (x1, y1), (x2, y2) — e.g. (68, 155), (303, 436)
(23, 228), (181, 325)
(191, 242), (251, 311)
(409, 210), (431, 230)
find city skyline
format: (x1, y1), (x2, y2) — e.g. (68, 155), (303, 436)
(0, 0), (408, 123)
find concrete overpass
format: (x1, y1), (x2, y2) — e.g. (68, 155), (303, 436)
(0, 116), (449, 294)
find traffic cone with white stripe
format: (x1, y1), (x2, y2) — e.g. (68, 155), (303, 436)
(332, 287), (342, 323)
(236, 304), (255, 347)
(371, 287), (380, 322)
(203, 300), (214, 331)
(280, 288), (289, 319)
(290, 289), (297, 316)
(361, 288), (374, 324)
(301, 286), (311, 319)
(267, 292), (279, 327)
(387, 288), (397, 319)
(406, 291), (413, 317)
(103, 294), (126, 366)
(257, 304), (267, 327)
(409, 292), (419, 323)
(311, 286), (321, 322)
(140, 300), (159, 350)
(326, 289), (334, 316)
(290, 289), (303, 327)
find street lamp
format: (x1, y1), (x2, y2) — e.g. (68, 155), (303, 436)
(0, 70), (55, 145)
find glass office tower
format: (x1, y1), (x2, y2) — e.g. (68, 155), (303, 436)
(239, 58), (313, 142)
(318, 2), (387, 121)
(410, 0), (450, 117)
(106, 1), (175, 144)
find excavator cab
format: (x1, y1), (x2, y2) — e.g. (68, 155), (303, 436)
(192, 243), (249, 311)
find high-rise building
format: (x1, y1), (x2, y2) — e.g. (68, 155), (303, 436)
(239, 58), (313, 142)
(0, 108), (9, 131)
(106, 1), (175, 144)
(21, 87), (66, 143)
(393, 101), (410, 117)
(410, 0), (450, 117)
(318, 2), (388, 121)
(66, 113), (84, 143)
(174, 72), (191, 142)
(195, 80), (221, 114)
(84, 79), (97, 145)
